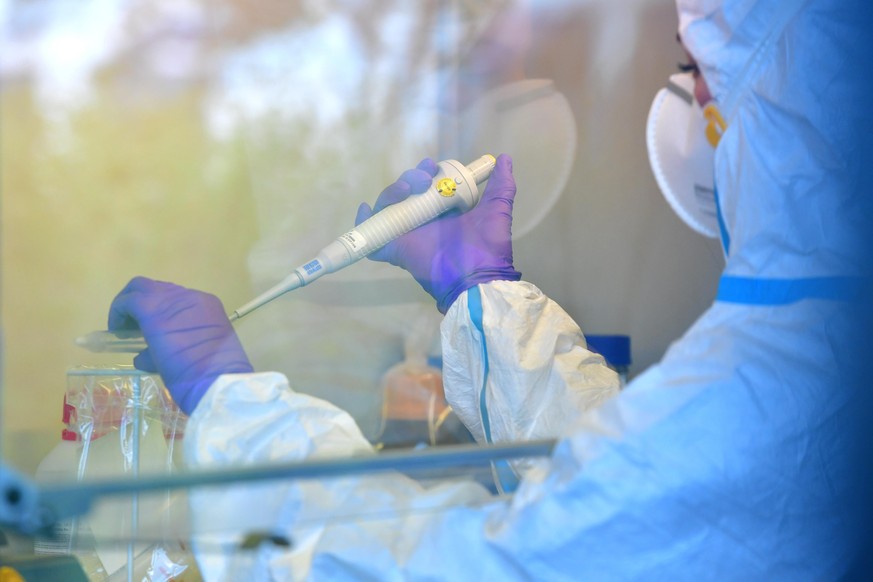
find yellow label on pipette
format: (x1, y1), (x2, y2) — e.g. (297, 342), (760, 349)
(436, 177), (457, 197)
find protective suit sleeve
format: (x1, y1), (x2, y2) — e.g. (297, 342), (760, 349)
(184, 371), (374, 465)
(183, 372), (500, 581)
(441, 280), (621, 448)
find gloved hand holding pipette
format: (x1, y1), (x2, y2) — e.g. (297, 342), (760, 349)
(357, 154), (520, 314)
(227, 154), (500, 320)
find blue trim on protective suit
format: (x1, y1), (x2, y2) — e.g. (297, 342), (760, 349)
(717, 276), (866, 304)
(710, 180), (866, 306)
(468, 287), (491, 441)
(467, 286), (519, 493)
(714, 185), (730, 255)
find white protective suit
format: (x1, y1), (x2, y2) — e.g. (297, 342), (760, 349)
(183, 0), (872, 579)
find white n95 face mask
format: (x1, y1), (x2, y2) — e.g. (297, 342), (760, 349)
(645, 72), (726, 238)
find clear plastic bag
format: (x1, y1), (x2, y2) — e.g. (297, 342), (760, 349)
(34, 365), (200, 581)
(374, 314), (473, 450)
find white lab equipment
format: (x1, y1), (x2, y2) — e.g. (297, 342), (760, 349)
(229, 155), (496, 321)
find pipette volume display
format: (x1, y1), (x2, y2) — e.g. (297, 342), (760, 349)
(230, 155), (497, 321)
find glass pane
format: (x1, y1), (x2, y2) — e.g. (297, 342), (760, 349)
(1, 0), (708, 577)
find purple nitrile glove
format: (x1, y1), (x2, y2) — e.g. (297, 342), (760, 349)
(356, 154), (521, 313)
(108, 276), (253, 415)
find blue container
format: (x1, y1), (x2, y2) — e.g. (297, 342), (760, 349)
(585, 334), (632, 386)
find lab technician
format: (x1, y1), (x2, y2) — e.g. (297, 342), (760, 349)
(107, 0), (872, 579)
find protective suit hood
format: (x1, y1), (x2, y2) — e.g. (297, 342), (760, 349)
(676, 0), (868, 300)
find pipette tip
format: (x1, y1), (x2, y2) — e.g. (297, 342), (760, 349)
(75, 330), (147, 353)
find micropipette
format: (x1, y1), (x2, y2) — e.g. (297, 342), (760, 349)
(74, 155), (496, 353)
(228, 154), (497, 321)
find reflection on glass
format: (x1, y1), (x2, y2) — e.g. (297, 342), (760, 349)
(1, 1), (595, 577)
(0, 0), (581, 452)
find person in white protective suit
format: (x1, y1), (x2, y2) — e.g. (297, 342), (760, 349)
(106, 0), (872, 578)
